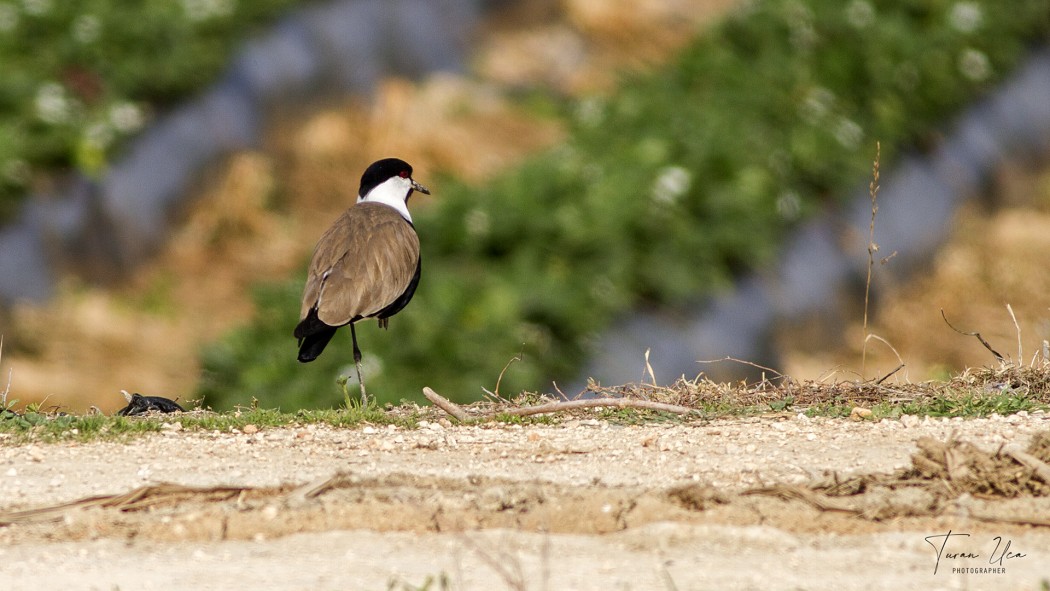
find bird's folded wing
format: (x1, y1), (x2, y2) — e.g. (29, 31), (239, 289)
(300, 203), (420, 328)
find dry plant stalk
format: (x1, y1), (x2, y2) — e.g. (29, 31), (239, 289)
(0, 336), (11, 407)
(940, 309), (1005, 363)
(1007, 303), (1022, 362)
(483, 349), (524, 404)
(643, 347), (657, 386)
(861, 142), (880, 377)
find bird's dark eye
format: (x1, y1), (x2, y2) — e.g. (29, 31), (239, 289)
(399, 171), (410, 178)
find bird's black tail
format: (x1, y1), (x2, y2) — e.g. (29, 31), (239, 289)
(297, 328), (337, 362)
(295, 308), (338, 362)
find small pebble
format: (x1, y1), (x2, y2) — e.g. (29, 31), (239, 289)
(849, 407), (873, 421)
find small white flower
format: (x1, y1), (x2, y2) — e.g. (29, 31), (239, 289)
(343, 356), (382, 381)
(949, 2), (982, 33)
(845, 0), (875, 29)
(833, 118), (863, 150)
(0, 3), (18, 33)
(109, 102), (145, 133)
(785, 1), (816, 51)
(958, 48), (991, 82)
(575, 97), (604, 128)
(181, 0), (235, 22)
(651, 166), (692, 205)
(464, 208), (490, 238)
(2, 159), (29, 184)
(35, 83), (71, 124)
(799, 87), (835, 124)
(22, 0), (50, 16)
(83, 121), (114, 149)
(72, 14), (101, 44)
(776, 191), (802, 221)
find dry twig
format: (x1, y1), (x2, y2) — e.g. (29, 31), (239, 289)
(0, 336), (12, 406)
(940, 309), (1005, 363)
(874, 363), (905, 386)
(422, 387), (471, 422)
(696, 356), (784, 378)
(862, 141), (881, 376)
(1007, 303), (1022, 362)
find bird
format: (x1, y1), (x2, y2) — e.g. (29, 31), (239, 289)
(294, 157), (430, 404)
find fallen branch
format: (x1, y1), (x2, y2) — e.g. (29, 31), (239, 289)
(422, 387), (695, 422)
(422, 387), (471, 422)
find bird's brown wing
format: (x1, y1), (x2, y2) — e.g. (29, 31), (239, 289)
(299, 202), (420, 328)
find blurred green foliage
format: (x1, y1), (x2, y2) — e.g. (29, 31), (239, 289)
(0, 0), (303, 220)
(200, 0), (1050, 409)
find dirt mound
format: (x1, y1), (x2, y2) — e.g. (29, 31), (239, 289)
(4, 432), (1050, 546)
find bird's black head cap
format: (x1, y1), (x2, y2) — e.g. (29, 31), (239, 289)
(359, 158), (414, 197)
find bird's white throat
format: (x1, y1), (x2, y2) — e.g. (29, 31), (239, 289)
(358, 176), (414, 222)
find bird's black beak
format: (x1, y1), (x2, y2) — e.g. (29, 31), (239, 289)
(411, 179), (431, 195)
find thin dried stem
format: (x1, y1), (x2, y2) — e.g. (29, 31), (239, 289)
(1006, 303), (1021, 362)
(862, 141), (881, 377)
(940, 309), (1005, 363)
(0, 336), (11, 407)
(874, 363), (905, 386)
(863, 333), (907, 384)
(643, 348), (657, 386)
(695, 356), (784, 378)
(492, 348), (524, 401)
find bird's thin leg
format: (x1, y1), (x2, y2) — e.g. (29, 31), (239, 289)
(350, 323), (368, 406)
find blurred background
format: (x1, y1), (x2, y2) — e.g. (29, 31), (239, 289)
(0, 0), (1049, 412)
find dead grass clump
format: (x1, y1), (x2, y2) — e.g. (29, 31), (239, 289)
(1027, 430), (1050, 464)
(745, 432), (1050, 526)
(908, 436), (1050, 498)
(950, 362), (1050, 394)
(585, 374), (924, 411)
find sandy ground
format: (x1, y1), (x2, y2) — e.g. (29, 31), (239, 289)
(1, 412), (1050, 590)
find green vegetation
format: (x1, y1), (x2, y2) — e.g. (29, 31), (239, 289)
(802, 390), (1046, 421)
(202, 0), (1050, 409)
(0, 402), (422, 443)
(0, 0), (305, 220)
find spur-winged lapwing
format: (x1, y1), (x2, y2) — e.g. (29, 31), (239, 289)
(294, 157), (430, 404)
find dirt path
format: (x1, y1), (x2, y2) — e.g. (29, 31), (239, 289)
(2, 413), (1049, 590)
